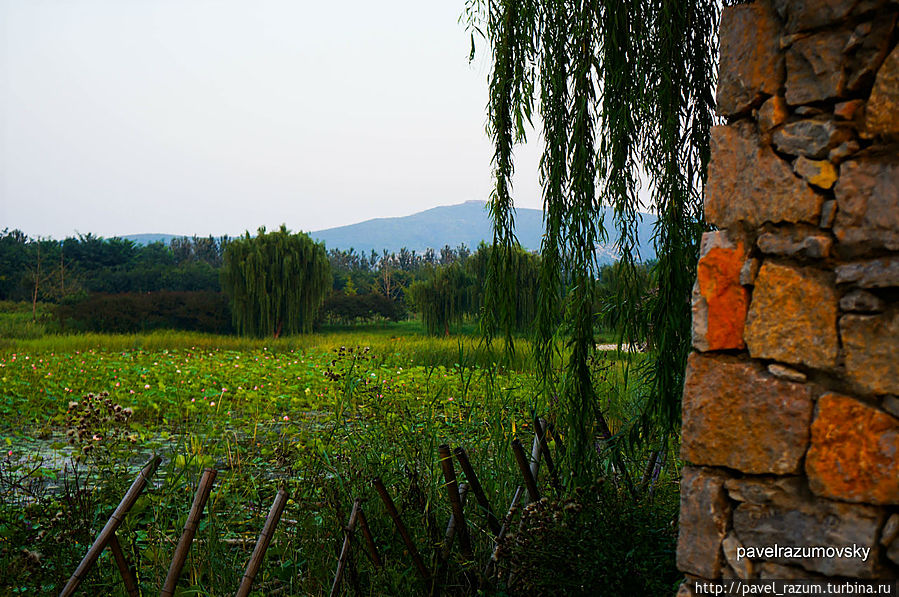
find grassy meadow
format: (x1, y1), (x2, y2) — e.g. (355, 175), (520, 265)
(0, 309), (680, 595)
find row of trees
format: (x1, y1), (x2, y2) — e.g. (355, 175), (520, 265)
(2, 227), (655, 339)
(2, 227), (559, 336)
(0, 228), (478, 305)
(219, 229), (550, 338)
(408, 245), (541, 336)
(0, 229), (227, 303)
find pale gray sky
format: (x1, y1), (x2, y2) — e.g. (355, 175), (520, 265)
(1, 0), (543, 239)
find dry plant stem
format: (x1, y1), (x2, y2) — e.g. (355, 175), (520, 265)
(331, 494), (361, 594)
(438, 444), (473, 560)
(59, 455), (161, 597)
(329, 498), (362, 597)
(483, 486), (524, 582)
(107, 534), (139, 597)
(511, 436), (542, 590)
(534, 417), (560, 491)
(161, 467), (217, 597)
(440, 483), (470, 561)
(648, 443), (667, 498)
(236, 488), (289, 597)
(639, 449), (660, 493)
(356, 508), (382, 568)
(453, 447), (501, 535)
(511, 439), (540, 504)
(372, 477), (430, 581)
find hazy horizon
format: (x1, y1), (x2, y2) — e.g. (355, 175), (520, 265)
(1, 1), (546, 240)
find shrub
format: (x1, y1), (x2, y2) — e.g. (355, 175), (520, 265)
(55, 291), (233, 334)
(495, 482), (680, 595)
(320, 291), (407, 325)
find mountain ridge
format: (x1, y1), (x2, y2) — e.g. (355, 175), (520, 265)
(122, 200), (658, 264)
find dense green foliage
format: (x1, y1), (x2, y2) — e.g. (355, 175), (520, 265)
(55, 291), (233, 334)
(408, 263), (475, 336)
(497, 484), (679, 593)
(408, 244), (541, 337)
(0, 229), (492, 334)
(0, 229), (226, 301)
(469, 244), (540, 337)
(469, 0), (718, 480)
(221, 226), (331, 337)
(319, 291), (407, 325)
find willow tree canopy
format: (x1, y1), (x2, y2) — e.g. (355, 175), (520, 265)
(468, 0), (719, 479)
(222, 225), (330, 337)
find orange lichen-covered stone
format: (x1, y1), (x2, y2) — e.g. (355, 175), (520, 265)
(694, 239), (748, 351)
(744, 263), (839, 369)
(716, 0), (784, 117)
(807, 393), (899, 505)
(758, 96), (789, 132)
(682, 353), (814, 474)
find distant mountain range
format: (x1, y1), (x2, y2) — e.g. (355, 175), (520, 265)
(123, 200), (658, 264)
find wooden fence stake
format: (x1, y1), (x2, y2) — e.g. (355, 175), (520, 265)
(161, 467), (217, 597)
(453, 447), (500, 536)
(437, 445), (472, 560)
(329, 498), (362, 597)
(108, 534), (140, 597)
(59, 455), (161, 597)
(440, 483), (469, 562)
(356, 507), (382, 569)
(372, 477), (430, 582)
(235, 487), (289, 597)
(511, 439), (540, 504)
(483, 486), (523, 582)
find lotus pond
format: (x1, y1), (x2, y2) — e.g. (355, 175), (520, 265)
(0, 332), (679, 595)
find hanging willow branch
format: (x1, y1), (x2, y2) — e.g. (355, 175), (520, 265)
(221, 225), (330, 337)
(470, 0), (719, 482)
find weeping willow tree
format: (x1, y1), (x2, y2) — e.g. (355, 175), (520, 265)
(221, 225), (330, 337)
(468, 0), (719, 482)
(408, 263), (474, 336)
(468, 243), (541, 335)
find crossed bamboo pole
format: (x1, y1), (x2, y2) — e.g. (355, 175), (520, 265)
(60, 455), (161, 597)
(160, 467), (217, 596)
(236, 488), (289, 597)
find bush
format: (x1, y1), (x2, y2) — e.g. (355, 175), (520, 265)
(320, 292), (407, 325)
(55, 291), (233, 334)
(495, 482), (680, 595)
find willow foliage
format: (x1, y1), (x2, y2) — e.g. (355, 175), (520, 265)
(410, 245), (540, 337)
(468, 0), (719, 480)
(408, 263), (474, 336)
(468, 243), (540, 336)
(221, 226), (330, 337)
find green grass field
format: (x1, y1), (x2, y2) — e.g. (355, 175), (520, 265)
(0, 318), (678, 595)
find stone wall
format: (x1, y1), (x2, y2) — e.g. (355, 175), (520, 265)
(678, 0), (899, 591)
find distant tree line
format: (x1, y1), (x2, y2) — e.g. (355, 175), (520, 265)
(0, 228), (652, 337)
(0, 229), (227, 302)
(0, 228), (486, 334)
